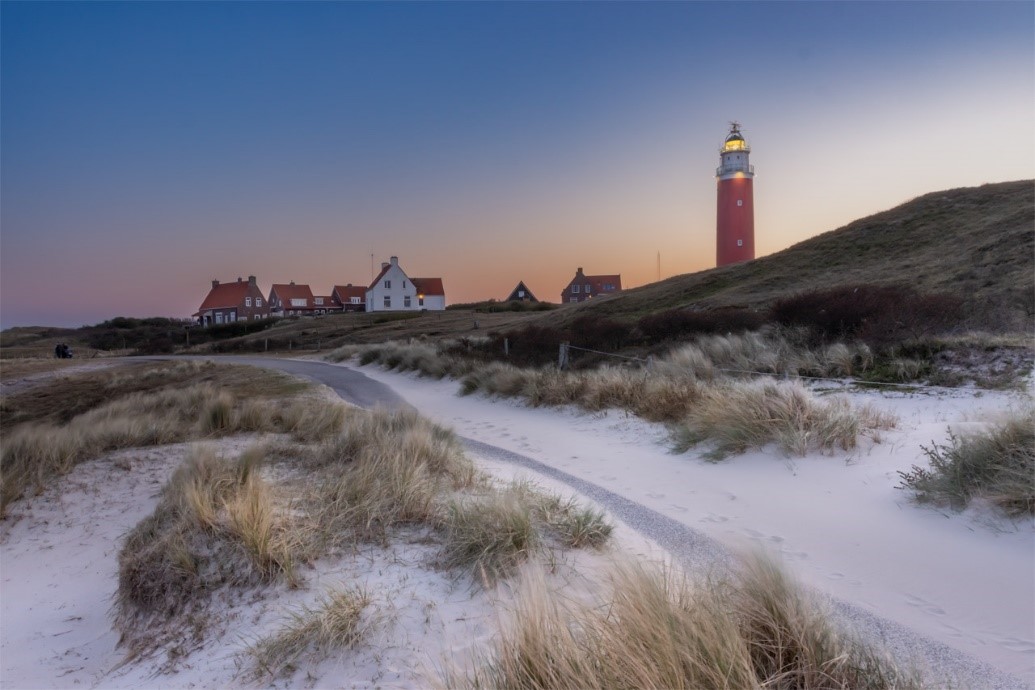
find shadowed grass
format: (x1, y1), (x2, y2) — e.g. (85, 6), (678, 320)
(898, 412), (1035, 516)
(445, 554), (923, 689)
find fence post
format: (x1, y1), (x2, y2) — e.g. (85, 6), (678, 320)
(558, 341), (569, 370)
(504, 338), (510, 356)
(265, 338), (268, 352)
(289, 340), (292, 351)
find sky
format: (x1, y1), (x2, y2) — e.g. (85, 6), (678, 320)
(2, 1), (1033, 329)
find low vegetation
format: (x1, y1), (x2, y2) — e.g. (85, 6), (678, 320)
(445, 554), (922, 689)
(112, 390), (613, 662)
(329, 334), (898, 458)
(248, 585), (372, 678)
(675, 380), (895, 459)
(898, 411), (1035, 516)
(0, 360), (336, 515)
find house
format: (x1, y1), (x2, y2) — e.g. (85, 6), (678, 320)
(505, 281), (538, 303)
(268, 282), (336, 317)
(195, 275), (269, 326)
(365, 256), (446, 311)
(560, 267), (622, 304)
(331, 284), (367, 312)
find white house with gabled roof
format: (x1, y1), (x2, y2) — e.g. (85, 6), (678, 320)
(365, 256), (446, 311)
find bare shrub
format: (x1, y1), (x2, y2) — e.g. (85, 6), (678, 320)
(898, 412), (1035, 516)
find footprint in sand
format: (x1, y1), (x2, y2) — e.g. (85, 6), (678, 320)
(700, 514), (729, 524)
(669, 505), (688, 513)
(645, 492), (665, 499)
(904, 593), (947, 616)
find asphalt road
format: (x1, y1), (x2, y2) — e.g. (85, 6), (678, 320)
(150, 355), (1030, 689)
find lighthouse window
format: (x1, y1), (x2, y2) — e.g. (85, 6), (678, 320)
(737, 240), (744, 247)
(737, 200), (743, 206)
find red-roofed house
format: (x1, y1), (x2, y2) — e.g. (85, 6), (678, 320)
(268, 282), (330, 317)
(561, 268), (622, 304)
(331, 284), (367, 312)
(195, 276), (269, 326)
(411, 277), (445, 311)
(365, 256), (446, 311)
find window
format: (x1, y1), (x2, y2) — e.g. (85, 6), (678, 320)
(737, 239), (744, 247)
(229, 312), (237, 322)
(418, 297), (424, 307)
(256, 298), (263, 307)
(215, 312), (224, 324)
(518, 290), (525, 297)
(384, 296), (391, 308)
(291, 298), (307, 307)
(404, 296), (411, 308)
(350, 297), (361, 304)
(385, 280), (391, 289)
(315, 297), (324, 305)
(603, 283), (615, 291)
(245, 297), (252, 307)
(403, 281), (407, 288)
(570, 297), (578, 303)
(737, 199), (743, 207)
(572, 284), (580, 294)
(584, 284), (591, 293)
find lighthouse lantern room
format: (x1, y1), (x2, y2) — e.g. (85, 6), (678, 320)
(715, 122), (755, 266)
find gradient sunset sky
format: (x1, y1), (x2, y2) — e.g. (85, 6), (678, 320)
(2, 1), (1032, 329)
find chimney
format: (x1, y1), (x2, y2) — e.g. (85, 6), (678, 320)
(381, 262), (389, 270)
(237, 276), (242, 283)
(576, 267), (584, 274)
(390, 256), (399, 266)
(248, 275), (256, 285)
(212, 279), (219, 289)
(346, 283), (352, 287)
(290, 280), (295, 285)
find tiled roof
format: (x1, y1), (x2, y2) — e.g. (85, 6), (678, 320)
(269, 283), (315, 309)
(411, 277), (445, 297)
(368, 265), (392, 290)
(198, 281), (252, 312)
(333, 285), (367, 301)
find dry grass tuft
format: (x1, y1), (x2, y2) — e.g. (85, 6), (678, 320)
(446, 554), (922, 689)
(674, 380), (895, 460)
(248, 585), (372, 678)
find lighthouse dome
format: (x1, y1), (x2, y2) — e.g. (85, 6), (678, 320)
(722, 128), (748, 152)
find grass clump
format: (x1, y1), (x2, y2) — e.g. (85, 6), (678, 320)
(248, 585), (372, 678)
(443, 491), (539, 584)
(674, 380), (896, 460)
(898, 412), (1035, 516)
(446, 554), (922, 689)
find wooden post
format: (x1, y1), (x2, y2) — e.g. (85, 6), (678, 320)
(558, 341), (569, 370)
(264, 338), (269, 352)
(504, 338), (510, 356)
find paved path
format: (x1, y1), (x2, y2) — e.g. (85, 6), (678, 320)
(150, 355), (1030, 689)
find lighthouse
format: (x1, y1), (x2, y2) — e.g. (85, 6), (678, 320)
(715, 122), (755, 266)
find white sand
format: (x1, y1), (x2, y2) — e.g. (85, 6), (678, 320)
(2, 366), (1032, 688)
(346, 364), (1035, 683)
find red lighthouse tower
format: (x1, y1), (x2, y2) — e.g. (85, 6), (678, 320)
(715, 122), (755, 266)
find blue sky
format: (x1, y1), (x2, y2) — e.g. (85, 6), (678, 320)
(2, 1), (1032, 328)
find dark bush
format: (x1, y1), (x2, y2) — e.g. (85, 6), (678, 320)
(570, 315), (631, 352)
(638, 308), (765, 344)
(770, 285), (962, 348)
(480, 325), (568, 367)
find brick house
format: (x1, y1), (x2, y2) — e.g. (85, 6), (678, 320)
(195, 275), (269, 326)
(268, 282), (336, 317)
(560, 268), (622, 304)
(331, 284), (367, 312)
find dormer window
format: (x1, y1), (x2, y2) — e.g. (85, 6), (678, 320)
(315, 297), (324, 305)
(572, 285), (580, 294)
